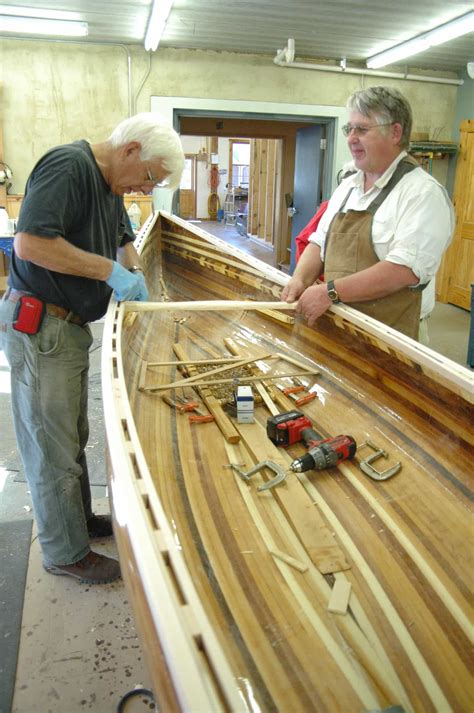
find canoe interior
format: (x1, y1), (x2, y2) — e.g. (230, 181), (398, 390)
(104, 212), (473, 713)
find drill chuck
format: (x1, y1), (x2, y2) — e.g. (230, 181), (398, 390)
(290, 435), (357, 473)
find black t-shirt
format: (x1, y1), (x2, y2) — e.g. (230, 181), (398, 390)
(10, 140), (135, 322)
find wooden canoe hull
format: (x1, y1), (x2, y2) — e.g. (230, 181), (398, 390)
(103, 212), (473, 712)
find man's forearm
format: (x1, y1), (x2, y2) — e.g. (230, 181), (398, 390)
(14, 233), (113, 280)
(117, 241), (143, 270)
(293, 242), (323, 287)
(297, 260), (420, 327)
(334, 261), (419, 303)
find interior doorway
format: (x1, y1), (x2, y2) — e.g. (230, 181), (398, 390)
(178, 115), (330, 270)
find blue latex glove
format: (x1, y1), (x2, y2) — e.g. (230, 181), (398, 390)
(105, 262), (149, 302)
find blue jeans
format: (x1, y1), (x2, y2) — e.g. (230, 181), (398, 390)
(0, 296), (94, 566)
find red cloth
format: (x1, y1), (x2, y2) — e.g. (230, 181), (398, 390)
(295, 200), (329, 263)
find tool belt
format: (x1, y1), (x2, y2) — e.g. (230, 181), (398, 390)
(5, 287), (87, 327)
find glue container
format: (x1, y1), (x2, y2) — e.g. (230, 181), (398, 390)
(236, 385), (254, 424)
(127, 201), (142, 231)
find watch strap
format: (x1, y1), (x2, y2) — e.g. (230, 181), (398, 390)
(326, 279), (341, 304)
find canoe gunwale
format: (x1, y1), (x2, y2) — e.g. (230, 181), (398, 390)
(101, 299), (243, 711)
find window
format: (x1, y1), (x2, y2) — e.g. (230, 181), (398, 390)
(230, 141), (250, 189)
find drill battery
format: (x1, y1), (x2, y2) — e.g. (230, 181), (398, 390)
(266, 410), (313, 447)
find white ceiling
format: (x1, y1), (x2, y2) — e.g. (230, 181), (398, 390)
(1, 0), (473, 74)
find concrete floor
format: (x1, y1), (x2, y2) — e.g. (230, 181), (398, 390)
(0, 239), (471, 712)
(0, 321), (153, 713)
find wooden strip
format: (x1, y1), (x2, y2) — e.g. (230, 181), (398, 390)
(275, 351), (319, 374)
(257, 308), (295, 324)
(265, 140), (276, 245)
(254, 382), (280, 416)
(143, 354), (271, 392)
(328, 579), (352, 615)
(258, 139), (268, 239)
(123, 299), (297, 313)
(270, 549), (308, 573)
(139, 360), (148, 391)
(172, 343), (240, 444)
(143, 369), (320, 393)
(147, 356), (243, 367)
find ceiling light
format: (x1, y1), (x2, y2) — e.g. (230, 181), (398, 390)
(0, 14), (88, 37)
(145, 0), (174, 51)
(366, 11), (474, 69)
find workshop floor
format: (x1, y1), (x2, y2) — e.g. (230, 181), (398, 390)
(0, 320), (154, 713)
(193, 219), (276, 267)
(0, 270), (471, 713)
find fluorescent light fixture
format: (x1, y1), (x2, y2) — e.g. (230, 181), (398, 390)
(0, 14), (88, 37)
(145, 0), (174, 51)
(367, 11), (474, 69)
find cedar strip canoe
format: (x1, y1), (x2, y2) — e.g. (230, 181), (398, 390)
(102, 211), (474, 713)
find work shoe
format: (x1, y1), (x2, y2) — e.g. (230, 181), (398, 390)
(44, 551), (121, 584)
(87, 513), (114, 538)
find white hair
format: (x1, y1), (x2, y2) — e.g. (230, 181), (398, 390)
(108, 112), (184, 190)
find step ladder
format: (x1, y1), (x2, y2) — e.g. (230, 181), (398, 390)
(224, 188), (236, 225)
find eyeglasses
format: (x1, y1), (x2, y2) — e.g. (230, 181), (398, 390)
(144, 164), (169, 188)
(145, 166), (159, 184)
(342, 123), (393, 137)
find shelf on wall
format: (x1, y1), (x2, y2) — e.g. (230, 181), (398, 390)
(409, 141), (458, 155)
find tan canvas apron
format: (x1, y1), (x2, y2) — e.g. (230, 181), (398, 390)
(324, 158), (425, 339)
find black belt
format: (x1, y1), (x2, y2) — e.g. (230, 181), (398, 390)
(5, 288), (88, 326)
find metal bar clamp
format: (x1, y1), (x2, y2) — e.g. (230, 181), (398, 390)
(229, 460), (288, 491)
(358, 441), (402, 481)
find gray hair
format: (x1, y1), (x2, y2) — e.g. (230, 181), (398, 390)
(346, 86), (412, 149)
(108, 112), (185, 190)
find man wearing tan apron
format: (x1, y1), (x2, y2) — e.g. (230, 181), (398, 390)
(282, 86), (454, 341)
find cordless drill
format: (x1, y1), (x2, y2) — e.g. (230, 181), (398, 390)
(289, 427), (357, 473)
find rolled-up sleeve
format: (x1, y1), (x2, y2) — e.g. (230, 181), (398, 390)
(380, 179), (454, 285)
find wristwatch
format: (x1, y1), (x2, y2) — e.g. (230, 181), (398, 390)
(128, 266), (144, 274)
(326, 280), (341, 304)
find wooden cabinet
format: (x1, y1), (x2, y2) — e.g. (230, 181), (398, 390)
(437, 119), (474, 310)
(123, 194), (154, 227)
(6, 194), (23, 219)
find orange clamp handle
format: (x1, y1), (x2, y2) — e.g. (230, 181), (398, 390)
(177, 401), (200, 413)
(282, 385), (305, 395)
(295, 393), (316, 407)
(189, 414), (215, 424)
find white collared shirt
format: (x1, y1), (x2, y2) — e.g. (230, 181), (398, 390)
(309, 151), (455, 317)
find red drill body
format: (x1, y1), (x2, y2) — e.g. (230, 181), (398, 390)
(290, 428), (356, 472)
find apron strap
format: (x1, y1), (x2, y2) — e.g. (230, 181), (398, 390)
(366, 158), (418, 215)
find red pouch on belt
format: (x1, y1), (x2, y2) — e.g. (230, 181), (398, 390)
(12, 295), (46, 334)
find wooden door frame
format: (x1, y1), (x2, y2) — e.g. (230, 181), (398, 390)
(437, 119), (473, 306)
(179, 153), (197, 219)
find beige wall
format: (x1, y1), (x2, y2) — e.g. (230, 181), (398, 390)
(1, 39), (459, 192)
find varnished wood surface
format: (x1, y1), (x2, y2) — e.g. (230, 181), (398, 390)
(103, 213), (474, 712)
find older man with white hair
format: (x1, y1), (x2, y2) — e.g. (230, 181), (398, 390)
(0, 113), (184, 584)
